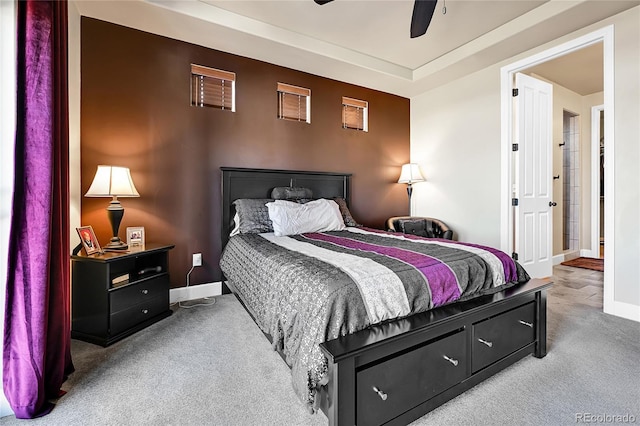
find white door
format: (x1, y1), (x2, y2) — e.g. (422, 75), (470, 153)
(514, 73), (553, 278)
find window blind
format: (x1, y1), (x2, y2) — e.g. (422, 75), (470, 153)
(342, 97), (368, 131)
(191, 64), (235, 111)
(277, 83), (310, 123)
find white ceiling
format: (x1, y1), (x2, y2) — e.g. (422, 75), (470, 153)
(74, 0), (638, 97)
(202, 0), (546, 70)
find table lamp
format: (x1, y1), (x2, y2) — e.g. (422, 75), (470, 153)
(398, 163), (425, 214)
(85, 165), (140, 250)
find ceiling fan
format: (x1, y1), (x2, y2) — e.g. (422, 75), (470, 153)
(313, 0), (439, 39)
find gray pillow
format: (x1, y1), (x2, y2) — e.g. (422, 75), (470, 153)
(333, 197), (360, 227)
(232, 199), (274, 233)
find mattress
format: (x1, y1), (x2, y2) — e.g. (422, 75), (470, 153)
(219, 227), (530, 410)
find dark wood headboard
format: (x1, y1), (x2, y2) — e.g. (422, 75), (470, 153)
(220, 167), (352, 248)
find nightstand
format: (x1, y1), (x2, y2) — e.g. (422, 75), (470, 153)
(71, 243), (174, 346)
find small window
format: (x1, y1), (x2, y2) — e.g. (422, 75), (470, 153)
(191, 64), (235, 111)
(342, 97), (368, 131)
(277, 83), (310, 123)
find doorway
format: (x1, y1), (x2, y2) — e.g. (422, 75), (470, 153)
(500, 26), (614, 315)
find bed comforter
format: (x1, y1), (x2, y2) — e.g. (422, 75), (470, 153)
(219, 227), (530, 410)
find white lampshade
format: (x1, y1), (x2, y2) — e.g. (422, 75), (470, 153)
(85, 165), (140, 197)
(398, 163), (425, 184)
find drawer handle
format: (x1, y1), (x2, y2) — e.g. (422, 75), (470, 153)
(141, 289), (149, 295)
(141, 309), (149, 314)
(443, 355), (459, 366)
(478, 338), (493, 348)
(372, 386), (388, 401)
(518, 320), (533, 328)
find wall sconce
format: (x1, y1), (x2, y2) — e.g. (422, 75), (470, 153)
(85, 165), (140, 250)
(398, 163), (425, 214)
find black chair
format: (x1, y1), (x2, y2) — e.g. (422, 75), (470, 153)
(386, 216), (454, 240)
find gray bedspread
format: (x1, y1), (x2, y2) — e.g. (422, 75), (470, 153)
(219, 227), (530, 410)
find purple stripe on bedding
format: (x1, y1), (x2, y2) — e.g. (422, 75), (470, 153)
(361, 227), (519, 283)
(301, 232), (461, 307)
(451, 242), (518, 282)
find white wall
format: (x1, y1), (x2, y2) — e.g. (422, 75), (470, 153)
(611, 7), (640, 308)
(411, 6), (640, 316)
(0, 0), (16, 418)
(411, 67), (502, 246)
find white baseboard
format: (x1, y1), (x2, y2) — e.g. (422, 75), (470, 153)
(170, 281), (222, 304)
(604, 300), (640, 323)
(554, 250), (582, 265)
(0, 398), (13, 419)
(580, 249), (597, 258)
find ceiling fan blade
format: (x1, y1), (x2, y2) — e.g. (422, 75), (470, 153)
(313, 0), (334, 4)
(410, 0), (438, 38)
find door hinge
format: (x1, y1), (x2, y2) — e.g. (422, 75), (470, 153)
(512, 198), (519, 206)
(512, 252), (519, 261)
(512, 88), (519, 97)
(512, 143), (519, 151)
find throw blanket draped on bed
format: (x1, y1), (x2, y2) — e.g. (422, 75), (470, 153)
(219, 227), (530, 410)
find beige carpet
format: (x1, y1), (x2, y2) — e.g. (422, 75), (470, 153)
(5, 277), (639, 425)
(561, 257), (604, 272)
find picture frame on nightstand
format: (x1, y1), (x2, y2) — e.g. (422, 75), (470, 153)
(126, 226), (145, 250)
(76, 225), (102, 255)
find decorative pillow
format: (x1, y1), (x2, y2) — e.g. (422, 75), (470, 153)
(333, 197), (360, 227)
(232, 198), (274, 234)
(271, 187), (313, 200)
(267, 199), (346, 237)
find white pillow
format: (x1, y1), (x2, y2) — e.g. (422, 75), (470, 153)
(229, 212), (240, 237)
(266, 199), (346, 237)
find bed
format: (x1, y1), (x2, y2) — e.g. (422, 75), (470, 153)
(219, 167), (551, 426)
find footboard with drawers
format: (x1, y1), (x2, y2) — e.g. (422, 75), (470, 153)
(318, 278), (551, 426)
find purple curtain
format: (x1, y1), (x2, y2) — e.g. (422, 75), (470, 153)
(3, 0), (74, 418)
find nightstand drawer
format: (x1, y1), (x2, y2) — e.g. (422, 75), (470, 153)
(472, 302), (535, 373)
(356, 329), (467, 426)
(110, 295), (168, 336)
(110, 274), (169, 313)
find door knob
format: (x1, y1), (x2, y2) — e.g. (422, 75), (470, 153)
(549, 201), (557, 207)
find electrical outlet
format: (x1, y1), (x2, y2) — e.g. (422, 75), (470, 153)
(192, 253), (202, 267)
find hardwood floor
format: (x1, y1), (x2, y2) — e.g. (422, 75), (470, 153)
(550, 263), (604, 309)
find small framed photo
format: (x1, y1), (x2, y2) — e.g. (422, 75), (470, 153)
(76, 226), (102, 255)
(126, 226), (145, 250)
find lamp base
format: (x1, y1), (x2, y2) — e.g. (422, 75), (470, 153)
(106, 197), (128, 251)
(104, 237), (128, 251)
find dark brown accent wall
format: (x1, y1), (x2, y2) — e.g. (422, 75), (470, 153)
(81, 18), (410, 288)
